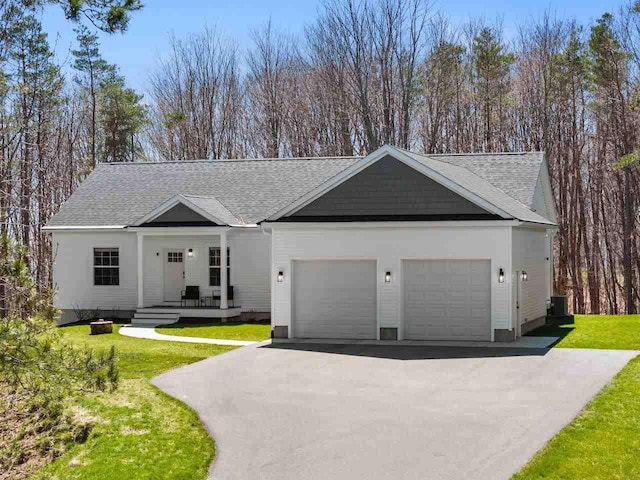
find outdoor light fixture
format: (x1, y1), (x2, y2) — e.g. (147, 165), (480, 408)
(498, 268), (505, 283)
(187, 248), (193, 258)
(385, 271), (392, 283)
(277, 271), (284, 283)
(521, 271), (528, 281)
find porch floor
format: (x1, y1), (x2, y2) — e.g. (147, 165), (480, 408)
(151, 304), (241, 309)
(139, 305), (242, 319)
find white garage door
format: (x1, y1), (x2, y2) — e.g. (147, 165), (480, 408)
(293, 260), (376, 339)
(403, 259), (491, 341)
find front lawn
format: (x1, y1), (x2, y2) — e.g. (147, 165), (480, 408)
(157, 322), (271, 342)
(529, 314), (640, 350)
(33, 324), (235, 480)
(515, 315), (640, 479)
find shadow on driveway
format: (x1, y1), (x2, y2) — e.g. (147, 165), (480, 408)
(262, 342), (550, 360)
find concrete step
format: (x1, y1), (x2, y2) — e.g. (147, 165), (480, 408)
(136, 308), (189, 314)
(132, 310), (180, 326)
(131, 317), (179, 326)
(134, 312), (181, 319)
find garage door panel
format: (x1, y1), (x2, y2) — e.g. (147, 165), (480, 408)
(403, 259), (491, 341)
(293, 260), (376, 339)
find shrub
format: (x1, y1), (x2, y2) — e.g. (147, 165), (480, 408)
(0, 235), (118, 477)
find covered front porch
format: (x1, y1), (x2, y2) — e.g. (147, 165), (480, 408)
(133, 226), (238, 320)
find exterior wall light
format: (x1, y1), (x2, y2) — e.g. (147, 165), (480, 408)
(188, 248), (194, 258)
(384, 271), (392, 283)
(498, 268), (505, 283)
(277, 270), (284, 283)
(521, 271), (528, 281)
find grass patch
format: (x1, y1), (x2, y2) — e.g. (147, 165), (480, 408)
(514, 315), (640, 479)
(513, 355), (640, 480)
(32, 324), (234, 480)
(528, 314), (640, 350)
(157, 322), (271, 342)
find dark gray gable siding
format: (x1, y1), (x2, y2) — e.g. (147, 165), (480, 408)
(289, 155), (492, 220)
(147, 203), (217, 225)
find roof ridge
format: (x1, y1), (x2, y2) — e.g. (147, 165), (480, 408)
(411, 150), (543, 157)
(100, 156), (364, 166)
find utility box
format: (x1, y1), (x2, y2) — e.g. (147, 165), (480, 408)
(550, 296), (568, 316)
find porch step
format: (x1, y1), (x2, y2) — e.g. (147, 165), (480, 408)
(132, 310), (180, 326)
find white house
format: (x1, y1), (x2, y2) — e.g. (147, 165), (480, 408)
(45, 145), (557, 342)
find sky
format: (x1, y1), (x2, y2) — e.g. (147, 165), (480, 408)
(40, 0), (614, 94)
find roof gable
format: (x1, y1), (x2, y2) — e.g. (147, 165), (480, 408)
(147, 203), (214, 225)
(270, 145), (513, 221)
(288, 155), (496, 221)
(133, 194), (239, 226)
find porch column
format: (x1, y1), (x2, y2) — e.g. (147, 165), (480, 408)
(137, 233), (144, 308)
(220, 231), (228, 309)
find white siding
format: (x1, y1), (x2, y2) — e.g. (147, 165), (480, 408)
(511, 227), (550, 329)
(52, 231), (138, 311)
(229, 229), (271, 312)
(52, 228), (271, 314)
(271, 224), (513, 340)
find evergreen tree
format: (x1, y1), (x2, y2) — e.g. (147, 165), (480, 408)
(471, 27), (516, 150)
(99, 72), (146, 162)
(72, 25), (115, 168)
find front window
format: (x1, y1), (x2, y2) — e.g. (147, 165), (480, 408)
(209, 247), (230, 286)
(94, 248), (119, 286)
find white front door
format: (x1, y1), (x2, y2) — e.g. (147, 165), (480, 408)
(163, 250), (184, 302)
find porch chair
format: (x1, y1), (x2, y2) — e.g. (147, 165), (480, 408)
(212, 285), (234, 308)
(181, 285), (200, 307)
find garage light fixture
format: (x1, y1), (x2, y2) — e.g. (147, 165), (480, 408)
(384, 271), (392, 283)
(187, 248), (193, 258)
(521, 271), (528, 281)
(498, 268), (505, 283)
(277, 270), (284, 283)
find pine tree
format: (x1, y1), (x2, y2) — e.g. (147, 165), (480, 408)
(471, 27), (516, 151)
(72, 25), (115, 168)
(99, 72), (146, 162)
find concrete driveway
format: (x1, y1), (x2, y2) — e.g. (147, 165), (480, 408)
(153, 343), (637, 480)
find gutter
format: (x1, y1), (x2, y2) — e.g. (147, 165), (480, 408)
(42, 225), (127, 232)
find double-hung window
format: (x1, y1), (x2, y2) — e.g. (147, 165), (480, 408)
(209, 247), (230, 287)
(94, 248), (119, 286)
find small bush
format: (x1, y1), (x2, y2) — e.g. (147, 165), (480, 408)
(0, 235), (118, 479)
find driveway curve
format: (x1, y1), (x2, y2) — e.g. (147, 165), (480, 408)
(152, 343), (636, 480)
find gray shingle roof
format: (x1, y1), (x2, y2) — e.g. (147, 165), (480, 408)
(47, 148), (554, 228)
(423, 151), (544, 208)
(48, 157), (359, 226)
(402, 150), (553, 225)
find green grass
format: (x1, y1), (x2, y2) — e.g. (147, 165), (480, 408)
(157, 322), (271, 342)
(515, 315), (640, 479)
(33, 324), (235, 480)
(513, 355), (640, 479)
(529, 314), (640, 350)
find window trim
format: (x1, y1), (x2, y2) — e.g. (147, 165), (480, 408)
(93, 247), (120, 286)
(209, 247), (231, 287)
